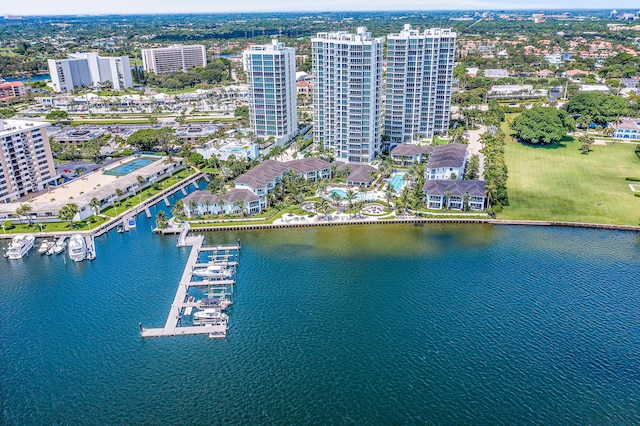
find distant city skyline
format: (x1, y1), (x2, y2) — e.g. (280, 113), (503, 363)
(2, 1), (639, 17)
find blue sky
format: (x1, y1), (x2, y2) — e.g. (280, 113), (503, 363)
(3, 1), (636, 16)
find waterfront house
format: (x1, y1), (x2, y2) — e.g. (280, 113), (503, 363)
(334, 162), (378, 186)
(423, 180), (487, 210)
(182, 188), (262, 217)
(425, 143), (468, 180)
(390, 144), (431, 166)
(234, 158), (332, 209)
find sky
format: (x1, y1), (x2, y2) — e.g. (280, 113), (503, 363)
(2, 1), (638, 16)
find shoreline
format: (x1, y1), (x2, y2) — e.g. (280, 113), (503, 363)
(159, 217), (640, 233)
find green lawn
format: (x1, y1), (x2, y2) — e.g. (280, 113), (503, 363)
(500, 122), (640, 225)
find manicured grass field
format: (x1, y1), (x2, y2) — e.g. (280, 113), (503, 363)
(500, 120), (640, 225)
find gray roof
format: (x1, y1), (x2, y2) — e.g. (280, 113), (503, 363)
(338, 163), (377, 184)
(234, 158), (331, 190)
(423, 180), (486, 197)
(286, 157), (331, 173)
(234, 160), (290, 189)
(426, 144), (467, 169)
(390, 144), (432, 157)
(183, 188), (260, 205)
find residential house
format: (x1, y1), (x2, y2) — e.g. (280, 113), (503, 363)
(423, 180), (487, 211)
(425, 143), (467, 180)
(611, 118), (640, 140)
(390, 144), (432, 166)
(182, 188), (262, 217)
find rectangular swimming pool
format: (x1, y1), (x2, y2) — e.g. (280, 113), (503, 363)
(104, 157), (157, 176)
(389, 174), (405, 191)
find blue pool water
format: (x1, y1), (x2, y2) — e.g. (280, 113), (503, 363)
(390, 173), (405, 191)
(104, 157), (156, 176)
(329, 189), (376, 201)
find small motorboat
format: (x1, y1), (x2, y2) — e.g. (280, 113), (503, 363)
(50, 237), (68, 255)
(117, 223), (125, 233)
(193, 308), (228, 326)
(127, 217), (136, 229)
(38, 239), (53, 254)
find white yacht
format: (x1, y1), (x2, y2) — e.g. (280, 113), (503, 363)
(50, 237), (68, 255)
(5, 235), (36, 259)
(68, 234), (87, 262)
(192, 264), (233, 279)
(38, 239), (53, 254)
(193, 309), (228, 326)
(197, 296), (233, 311)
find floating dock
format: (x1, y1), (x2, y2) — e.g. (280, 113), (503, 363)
(140, 235), (240, 338)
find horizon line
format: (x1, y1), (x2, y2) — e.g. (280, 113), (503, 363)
(1, 8), (634, 18)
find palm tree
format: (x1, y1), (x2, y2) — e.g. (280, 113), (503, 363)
(155, 210), (169, 229)
(172, 200), (185, 221)
(399, 187), (411, 215)
(136, 175), (146, 192)
(15, 203), (32, 225)
(318, 198), (331, 219)
(188, 200), (198, 218)
(233, 199), (247, 217)
(329, 191), (342, 208)
(462, 192), (470, 212)
(203, 199), (213, 216)
(443, 190), (451, 210)
(89, 197), (101, 216)
(384, 185), (395, 210)
(59, 203), (79, 228)
(345, 189), (357, 211)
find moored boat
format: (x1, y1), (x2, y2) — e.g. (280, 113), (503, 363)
(117, 223), (125, 233)
(192, 264), (233, 279)
(197, 296), (232, 311)
(4, 235), (36, 259)
(50, 236), (68, 255)
(193, 308), (228, 326)
(68, 234), (87, 262)
(127, 217), (136, 229)
(38, 239), (53, 254)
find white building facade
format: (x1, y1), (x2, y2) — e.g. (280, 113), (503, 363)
(48, 53), (132, 92)
(243, 40), (298, 146)
(141, 45), (207, 74)
(312, 27), (384, 163)
(0, 120), (57, 203)
(385, 25), (457, 144)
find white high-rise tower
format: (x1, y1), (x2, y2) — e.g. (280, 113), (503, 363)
(312, 27), (384, 163)
(243, 39), (298, 147)
(385, 25), (457, 144)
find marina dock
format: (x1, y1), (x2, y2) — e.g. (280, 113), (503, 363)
(140, 236), (240, 338)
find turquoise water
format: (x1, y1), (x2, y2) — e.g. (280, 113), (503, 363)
(1, 203), (640, 423)
(389, 173), (405, 191)
(329, 188), (376, 201)
(104, 157), (156, 176)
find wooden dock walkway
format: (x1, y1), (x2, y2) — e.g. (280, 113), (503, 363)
(140, 235), (240, 338)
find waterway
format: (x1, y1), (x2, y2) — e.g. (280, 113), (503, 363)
(1, 190), (639, 423)
(2, 74), (50, 83)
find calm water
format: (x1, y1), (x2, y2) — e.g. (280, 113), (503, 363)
(1, 200), (639, 423)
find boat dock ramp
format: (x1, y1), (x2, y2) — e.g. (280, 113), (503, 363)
(140, 236), (241, 339)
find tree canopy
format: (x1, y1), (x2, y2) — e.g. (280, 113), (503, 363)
(127, 128), (176, 152)
(511, 107), (575, 145)
(564, 92), (628, 126)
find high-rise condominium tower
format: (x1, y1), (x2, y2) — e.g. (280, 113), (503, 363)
(243, 39), (298, 146)
(312, 27), (384, 163)
(0, 120), (56, 203)
(141, 45), (207, 74)
(385, 25), (457, 144)
(48, 52), (132, 92)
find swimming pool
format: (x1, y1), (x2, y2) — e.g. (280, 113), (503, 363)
(389, 174), (405, 191)
(104, 157), (156, 176)
(328, 189), (378, 202)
